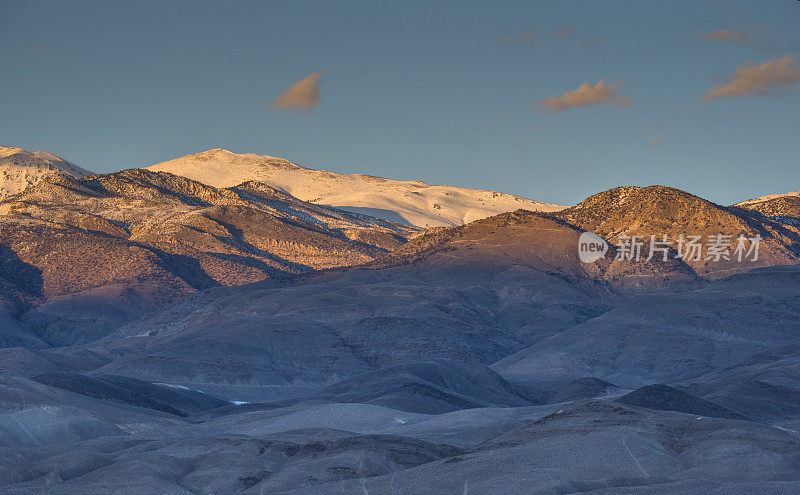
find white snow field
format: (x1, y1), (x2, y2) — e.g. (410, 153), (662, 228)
(0, 146), (94, 199)
(147, 148), (565, 227)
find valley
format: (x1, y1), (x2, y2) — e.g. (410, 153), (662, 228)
(1, 146), (799, 494)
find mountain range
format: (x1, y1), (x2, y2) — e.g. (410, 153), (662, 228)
(0, 166), (415, 347)
(1, 145), (799, 494)
(147, 148), (566, 227)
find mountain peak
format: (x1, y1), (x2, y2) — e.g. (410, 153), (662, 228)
(185, 147), (294, 164)
(0, 146), (94, 199)
(573, 185), (710, 211)
(556, 185), (800, 279)
(0, 145), (26, 156)
(736, 190), (800, 206)
(147, 149), (565, 227)
(735, 189), (800, 221)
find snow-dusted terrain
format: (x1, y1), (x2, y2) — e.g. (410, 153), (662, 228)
(146, 148), (565, 227)
(0, 146), (93, 199)
(736, 190), (800, 206)
(2, 148), (800, 493)
(734, 189), (800, 223)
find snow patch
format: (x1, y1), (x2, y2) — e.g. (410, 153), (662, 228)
(147, 148), (566, 228)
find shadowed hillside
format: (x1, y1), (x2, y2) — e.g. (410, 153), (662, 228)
(0, 169), (414, 344)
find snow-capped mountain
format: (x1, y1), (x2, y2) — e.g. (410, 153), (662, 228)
(0, 168), (416, 345)
(146, 148), (565, 227)
(0, 146), (93, 199)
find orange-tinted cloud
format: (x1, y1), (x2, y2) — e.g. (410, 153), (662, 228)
(702, 30), (749, 42)
(269, 71), (325, 111)
(702, 57), (800, 102)
(500, 31), (537, 43)
(539, 79), (631, 113)
(556, 26), (576, 39)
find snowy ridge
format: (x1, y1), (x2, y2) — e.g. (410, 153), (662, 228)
(146, 148), (566, 228)
(736, 190), (800, 206)
(0, 146), (94, 199)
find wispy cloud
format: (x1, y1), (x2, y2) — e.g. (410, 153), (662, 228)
(648, 125), (663, 147)
(500, 31), (537, 44)
(268, 71), (325, 111)
(556, 26), (576, 39)
(539, 79), (631, 113)
(702, 30), (749, 42)
(701, 26), (782, 53)
(703, 57), (800, 102)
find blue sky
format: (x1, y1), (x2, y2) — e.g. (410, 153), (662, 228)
(1, 0), (798, 205)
